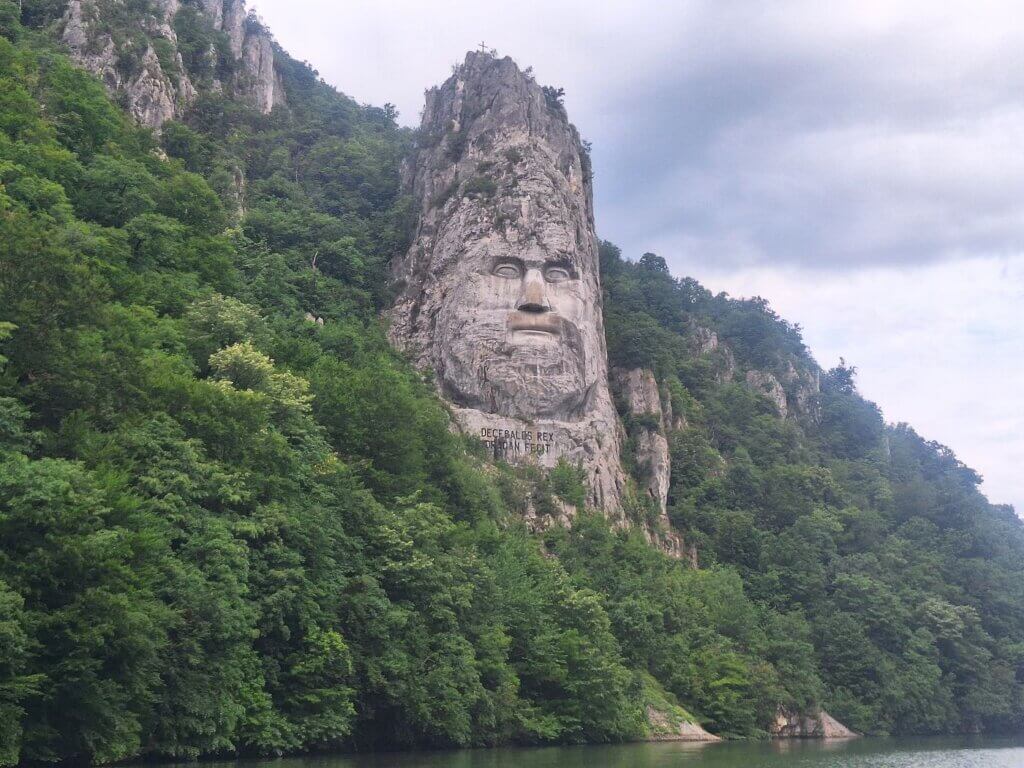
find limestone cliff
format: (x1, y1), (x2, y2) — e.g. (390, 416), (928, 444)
(770, 707), (859, 739)
(692, 325), (737, 384)
(692, 324), (820, 420)
(744, 363), (821, 421)
(59, 0), (284, 129)
(780, 359), (821, 420)
(613, 367), (690, 560)
(389, 51), (626, 517)
(746, 369), (788, 417)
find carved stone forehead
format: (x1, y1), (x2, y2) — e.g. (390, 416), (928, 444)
(465, 202), (592, 274)
(464, 236), (589, 275)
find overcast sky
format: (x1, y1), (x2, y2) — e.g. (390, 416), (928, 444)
(253, 0), (1023, 513)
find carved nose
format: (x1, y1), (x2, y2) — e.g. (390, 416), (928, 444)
(517, 273), (549, 313)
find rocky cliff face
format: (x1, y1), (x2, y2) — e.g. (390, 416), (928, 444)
(745, 363), (821, 420)
(237, 23), (286, 114)
(780, 359), (821, 420)
(692, 325), (737, 384)
(693, 325), (820, 420)
(60, 0), (192, 127)
(59, 0), (284, 129)
(613, 368), (690, 559)
(746, 369), (788, 417)
(389, 52), (626, 516)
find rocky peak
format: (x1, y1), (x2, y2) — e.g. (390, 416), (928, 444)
(396, 51), (594, 267)
(389, 51), (625, 515)
(59, 0), (284, 129)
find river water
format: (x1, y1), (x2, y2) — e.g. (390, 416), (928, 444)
(178, 738), (1024, 768)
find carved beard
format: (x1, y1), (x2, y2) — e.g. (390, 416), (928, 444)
(437, 312), (591, 420)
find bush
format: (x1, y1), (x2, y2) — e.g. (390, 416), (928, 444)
(462, 174), (497, 199)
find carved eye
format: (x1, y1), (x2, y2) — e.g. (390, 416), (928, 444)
(544, 266), (572, 282)
(493, 262), (521, 279)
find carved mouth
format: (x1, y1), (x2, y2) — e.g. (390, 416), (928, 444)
(508, 312), (563, 336)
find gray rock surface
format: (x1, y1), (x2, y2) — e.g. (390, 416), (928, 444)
(746, 369), (788, 417)
(693, 326), (737, 383)
(222, 0), (248, 58)
(129, 45), (185, 128)
(60, 0), (191, 128)
(693, 325), (720, 356)
(644, 705), (720, 742)
(617, 366), (664, 421)
(780, 359), (821, 419)
(389, 52), (626, 515)
(238, 28), (286, 114)
(770, 707), (858, 739)
(613, 368), (687, 558)
(59, 0), (283, 129)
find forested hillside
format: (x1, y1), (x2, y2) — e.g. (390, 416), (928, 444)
(1, 3), (1022, 764)
(600, 246), (1024, 735)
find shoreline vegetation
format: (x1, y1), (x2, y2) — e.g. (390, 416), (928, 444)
(1, 2), (1023, 765)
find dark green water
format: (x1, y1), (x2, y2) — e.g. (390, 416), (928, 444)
(177, 738), (1024, 768)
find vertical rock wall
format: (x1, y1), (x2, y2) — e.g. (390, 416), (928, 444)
(389, 52), (626, 516)
(59, 0), (284, 129)
(613, 368), (690, 560)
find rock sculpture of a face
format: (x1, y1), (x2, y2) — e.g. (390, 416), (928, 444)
(389, 51), (625, 514)
(436, 219), (596, 420)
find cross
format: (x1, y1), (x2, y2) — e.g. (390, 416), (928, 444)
(478, 41), (489, 53)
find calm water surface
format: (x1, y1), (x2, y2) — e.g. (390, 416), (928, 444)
(178, 738), (1024, 768)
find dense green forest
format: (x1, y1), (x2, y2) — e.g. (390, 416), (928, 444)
(1, 3), (1022, 764)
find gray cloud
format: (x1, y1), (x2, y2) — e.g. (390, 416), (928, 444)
(585, 1), (1024, 269)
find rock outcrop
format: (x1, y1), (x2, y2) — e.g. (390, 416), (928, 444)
(744, 362), (822, 421)
(59, 0), (284, 129)
(746, 369), (788, 417)
(389, 51), (626, 516)
(692, 325), (736, 383)
(780, 359), (821, 420)
(696, 324), (820, 421)
(60, 0), (192, 128)
(237, 27), (286, 114)
(769, 707), (858, 739)
(613, 368), (688, 559)
(644, 706), (720, 742)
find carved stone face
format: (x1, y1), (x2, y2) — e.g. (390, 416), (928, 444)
(435, 236), (598, 419)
